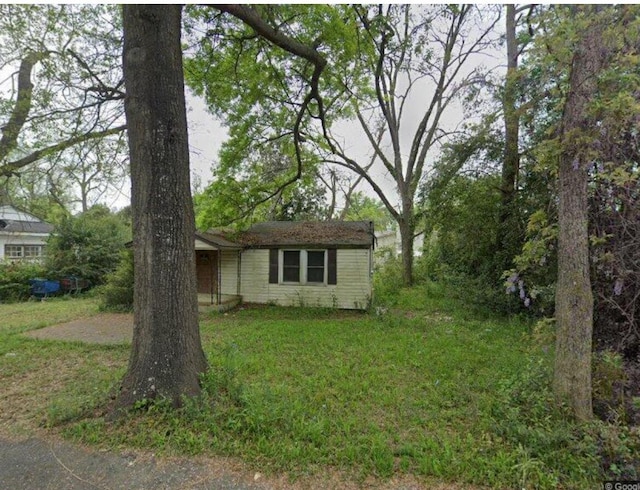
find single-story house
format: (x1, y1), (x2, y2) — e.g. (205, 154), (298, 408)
(195, 221), (375, 310)
(0, 205), (53, 262)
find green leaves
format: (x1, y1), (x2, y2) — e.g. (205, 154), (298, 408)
(46, 205), (131, 285)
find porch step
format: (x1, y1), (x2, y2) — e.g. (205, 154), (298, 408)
(198, 295), (242, 313)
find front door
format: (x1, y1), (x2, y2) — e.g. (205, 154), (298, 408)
(196, 250), (218, 297)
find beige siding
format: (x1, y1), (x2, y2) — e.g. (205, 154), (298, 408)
(220, 250), (239, 296)
(240, 248), (372, 309)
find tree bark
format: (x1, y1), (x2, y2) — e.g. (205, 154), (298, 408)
(115, 5), (207, 411)
(0, 52), (49, 162)
(398, 197), (415, 286)
(496, 4), (521, 270)
(553, 6), (607, 421)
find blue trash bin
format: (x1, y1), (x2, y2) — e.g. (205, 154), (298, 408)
(29, 279), (61, 298)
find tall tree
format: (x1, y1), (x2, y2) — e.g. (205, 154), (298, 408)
(553, 5), (609, 420)
(0, 5), (126, 178)
(116, 5), (206, 410)
(326, 5), (498, 285)
(186, 5), (499, 285)
(496, 4), (537, 270)
(117, 4), (329, 410)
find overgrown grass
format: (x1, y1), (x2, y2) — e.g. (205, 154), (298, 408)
(0, 295), (100, 335)
(0, 297), (127, 436)
(1, 286), (635, 488)
(63, 288), (598, 487)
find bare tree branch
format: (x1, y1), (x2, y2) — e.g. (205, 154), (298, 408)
(0, 51), (50, 161)
(0, 124), (126, 177)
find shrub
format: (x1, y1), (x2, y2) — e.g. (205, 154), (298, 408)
(0, 260), (46, 302)
(413, 233), (445, 282)
(99, 248), (134, 311)
(592, 350), (628, 423)
(372, 255), (404, 306)
(46, 205), (130, 286)
(441, 269), (526, 317)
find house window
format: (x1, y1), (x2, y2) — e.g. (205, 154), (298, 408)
(306, 251), (325, 283)
(5, 245), (23, 259)
(4, 244), (44, 261)
(282, 250), (301, 282)
(269, 248), (337, 286)
(280, 250), (326, 284)
(24, 245), (43, 259)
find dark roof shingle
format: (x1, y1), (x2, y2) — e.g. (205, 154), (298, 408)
(0, 220), (54, 234)
(235, 221), (374, 248)
(195, 230), (243, 250)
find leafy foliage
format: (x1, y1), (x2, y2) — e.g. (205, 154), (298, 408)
(185, 5), (500, 285)
(46, 205), (130, 285)
(502, 6), (640, 356)
(342, 191), (394, 231)
(99, 248), (133, 311)
(423, 175), (502, 278)
(184, 5), (360, 229)
(194, 143), (329, 230)
(0, 260), (46, 302)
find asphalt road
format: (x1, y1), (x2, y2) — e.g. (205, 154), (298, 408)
(0, 437), (264, 490)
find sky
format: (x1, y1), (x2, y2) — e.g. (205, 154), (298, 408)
(185, 93), (226, 188)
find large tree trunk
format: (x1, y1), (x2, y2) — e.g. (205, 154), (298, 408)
(398, 197), (415, 286)
(553, 6), (607, 421)
(399, 222), (414, 287)
(115, 5), (207, 411)
(496, 4), (521, 271)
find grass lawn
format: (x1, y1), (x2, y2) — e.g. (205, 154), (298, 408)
(0, 286), (619, 489)
(0, 297), (129, 436)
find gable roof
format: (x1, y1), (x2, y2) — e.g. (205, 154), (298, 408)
(195, 230), (243, 250)
(0, 205), (54, 235)
(234, 221), (374, 249)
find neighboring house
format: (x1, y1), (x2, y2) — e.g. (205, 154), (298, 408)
(0, 205), (53, 262)
(195, 221), (375, 310)
(374, 228), (424, 261)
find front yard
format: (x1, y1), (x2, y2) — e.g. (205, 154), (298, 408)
(0, 287), (621, 489)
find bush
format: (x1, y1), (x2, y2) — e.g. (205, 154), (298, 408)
(0, 261), (46, 302)
(372, 255), (405, 306)
(592, 350), (628, 423)
(435, 269), (524, 317)
(491, 354), (640, 485)
(46, 205), (130, 286)
(99, 249), (134, 311)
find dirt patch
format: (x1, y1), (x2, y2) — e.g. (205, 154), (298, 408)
(24, 313), (133, 345)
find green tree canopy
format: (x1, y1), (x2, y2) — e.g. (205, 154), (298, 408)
(185, 5), (500, 285)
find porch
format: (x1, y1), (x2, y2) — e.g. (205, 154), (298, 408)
(195, 231), (242, 310)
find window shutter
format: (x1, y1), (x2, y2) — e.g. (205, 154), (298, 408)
(268, 249), (279, 284)
(328, 248), (337, 285)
